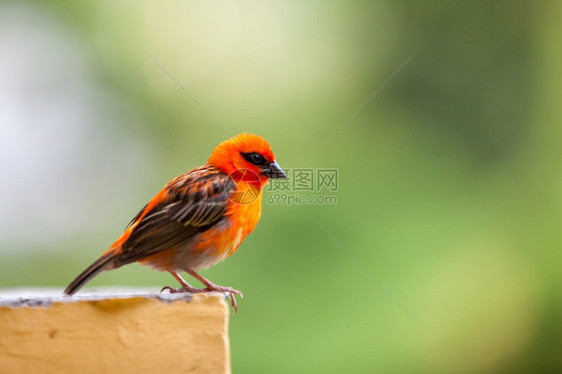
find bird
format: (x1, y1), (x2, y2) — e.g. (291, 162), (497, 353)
(63, 133), (286, 313)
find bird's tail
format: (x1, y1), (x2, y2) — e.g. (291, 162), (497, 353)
(63, 254), (116, 296)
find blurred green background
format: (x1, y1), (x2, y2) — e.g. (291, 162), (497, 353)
(1, 1), (561, 373)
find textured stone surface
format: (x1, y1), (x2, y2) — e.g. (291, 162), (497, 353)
(0, 289), (231, 374)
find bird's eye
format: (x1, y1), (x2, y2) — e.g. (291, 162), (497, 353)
(250, 153), (265, 164)
(242, 152), (267, 166)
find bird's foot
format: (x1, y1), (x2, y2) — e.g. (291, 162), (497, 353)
(161, 284), (242, 314)
(202, 284), (243, 314)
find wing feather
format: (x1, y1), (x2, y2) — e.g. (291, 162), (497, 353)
(114, 165), (235, 266)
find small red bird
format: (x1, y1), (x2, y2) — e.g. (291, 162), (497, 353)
(64, 133), (286, 312)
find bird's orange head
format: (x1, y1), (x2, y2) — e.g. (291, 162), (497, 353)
(208, 133), (287, 187)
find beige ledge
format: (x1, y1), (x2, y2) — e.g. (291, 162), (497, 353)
(0, 288), (231, 374)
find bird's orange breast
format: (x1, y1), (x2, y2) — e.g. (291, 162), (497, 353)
(194, 182), (263, 259)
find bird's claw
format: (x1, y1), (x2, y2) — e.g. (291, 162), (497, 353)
(161, 284), (242, 314)
(203, 286), (242, 314)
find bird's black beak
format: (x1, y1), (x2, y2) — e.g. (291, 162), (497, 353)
(262, 160), (287, 179)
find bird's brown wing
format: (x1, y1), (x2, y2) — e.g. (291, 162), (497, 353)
(114, 165), (236, 266)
